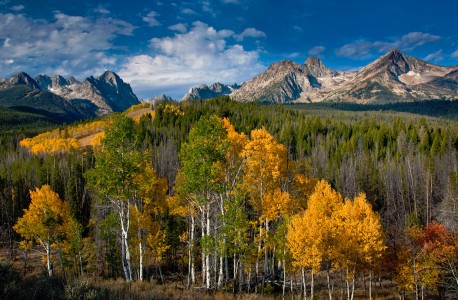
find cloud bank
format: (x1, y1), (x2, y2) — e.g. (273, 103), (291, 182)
(119, 21), (265, 99)
(0, 12), (134, 78)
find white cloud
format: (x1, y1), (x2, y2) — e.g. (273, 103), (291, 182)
(10, 5), (24, 11)
(293, 25), (303, 32)
(181, 8), (197, 15)
(308, 46), (325, 56)
(94, 5), (110, 15)
(287, 52), (300, 58)
(0, 12), (134, 78)
(234, 28), (266, 41)
(201, 1), (216, 16)
(336, 32), (441, 59)
(1, 59), (14, 64)
(168, 23), (187, 33)
(142, 11), (160, 27)
(119, 21), (264, 99)
(451, 50), (458, 59)
(424, 49), (443, 62)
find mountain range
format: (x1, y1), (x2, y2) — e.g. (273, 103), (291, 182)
(184, 49), (458, 103)
(0, 70), (140, 124)
(1, 49), (457, 128)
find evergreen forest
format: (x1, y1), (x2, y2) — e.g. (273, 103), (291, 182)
(1, 97), (458, 299)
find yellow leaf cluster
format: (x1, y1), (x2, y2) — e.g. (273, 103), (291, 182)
(241, 128), (287, 211)
(263, 188), (293, 221)
(19, 119), (111, 154)
(287, 180), (385, 274)
(20, 136), (80, 155)
(162, 104), (184, 116)
(332, 193), (386, 272)
(13, 185), (77, 251)
(287, 180), (342, 271)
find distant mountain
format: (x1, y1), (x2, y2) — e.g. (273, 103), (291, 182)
(0, 72), (41, 90)
(35, 71), (140, 115)
(0, 84), (98, 123)
(147, 94), (174, 106)
(182, 82), (241, 100)
(230, 58), (355, 103)
(343, 49), (457, 102)
(0, 71), (141, 128)
(217, 49), (458, 103)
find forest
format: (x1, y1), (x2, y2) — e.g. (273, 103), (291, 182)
(1, 97), (458, 299)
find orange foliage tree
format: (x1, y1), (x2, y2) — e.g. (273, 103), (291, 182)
(13, 185), (80, 277)
(394, 222), (456, 299)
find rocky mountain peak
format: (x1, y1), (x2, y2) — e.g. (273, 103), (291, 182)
(9, 72), (40, 90)
(269, 60), (300, 72)
(305, 57), (323, 68)
(67, 76), (79, 85)
(51, 75), (69, 88)
(35, 74), (52, 90)
(304, 57), (336, 78)
(182, 82), (241, 100)
(98, 70), (122, 87)
(148, 93), (174, 106)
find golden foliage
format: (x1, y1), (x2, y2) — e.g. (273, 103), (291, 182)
(241, 128), (287, 212)
(13, 184), (80, 268)
(332, 193), (386, 273)
(287, 180), (343, 271)
(19, 119), (111, 154)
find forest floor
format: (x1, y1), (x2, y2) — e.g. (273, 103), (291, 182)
(1, 246), (401, 300)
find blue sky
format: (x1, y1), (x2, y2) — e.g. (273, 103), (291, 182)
(1, 0), (458, 99)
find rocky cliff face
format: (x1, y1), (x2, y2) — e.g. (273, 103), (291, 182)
(182, 82), (241, 100)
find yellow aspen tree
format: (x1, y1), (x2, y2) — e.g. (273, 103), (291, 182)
(287, 180), (343, 300)
(131, 161), (168, 281)
(14, 185), (79, 277)
(241, 128), (287, 292)
(218, 118), (249, 289)
(333, 193), (385, 300)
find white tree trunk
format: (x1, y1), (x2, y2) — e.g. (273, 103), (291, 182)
(120, 202), (133, 281)
(139, 240), (143, 281)
(369, 271), (372, 300)
(46, 241), (53, 277)
(206, 204), (211, 289)
(302, 267), (307, 300)
(188, 215), (195, 286)
(218, 255), (224, 288)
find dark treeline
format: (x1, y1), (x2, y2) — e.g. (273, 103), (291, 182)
(1, 96), (458, 299)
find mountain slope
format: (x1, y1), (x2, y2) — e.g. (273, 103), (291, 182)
(0, 85), (98, 122)
(0, 70), (142, 130)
